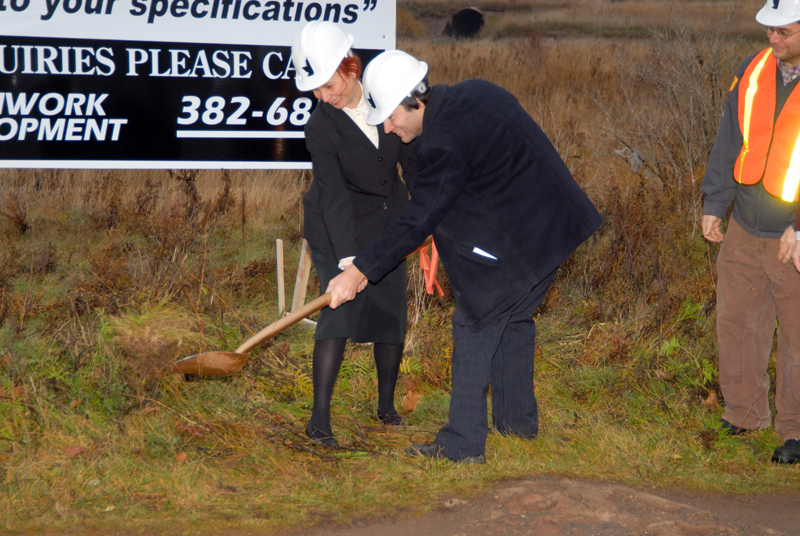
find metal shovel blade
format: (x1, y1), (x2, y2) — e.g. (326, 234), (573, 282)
(170, 351), (249, 376)
(170, 293), (333, 376)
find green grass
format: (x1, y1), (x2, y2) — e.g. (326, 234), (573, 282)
(2, 247), (799, 536)
(2, 17), (800, 533)
(2, 174), (799, 535)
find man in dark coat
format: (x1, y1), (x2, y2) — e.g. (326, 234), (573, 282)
(327, 50), (602, 463)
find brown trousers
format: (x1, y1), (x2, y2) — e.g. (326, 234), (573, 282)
(717, 219), (800, 440)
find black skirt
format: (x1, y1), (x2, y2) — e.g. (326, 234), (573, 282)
(310, 246), (408, 344)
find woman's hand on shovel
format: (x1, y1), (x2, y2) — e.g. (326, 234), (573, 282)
(327, 263), (368, 308)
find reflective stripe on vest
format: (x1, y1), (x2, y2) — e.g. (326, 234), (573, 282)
(783, 135), (800, 201)
(734, 47), (800, 202)
(738, 50), (771, 175)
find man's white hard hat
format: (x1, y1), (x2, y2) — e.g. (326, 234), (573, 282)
(291, 21), (354, 92)
(362, 50), (429, 126)
(756, 0), (800, 28)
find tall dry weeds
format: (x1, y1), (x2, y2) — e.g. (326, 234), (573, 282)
(0, 169), (308, 226)
(592, 16), (744, 235)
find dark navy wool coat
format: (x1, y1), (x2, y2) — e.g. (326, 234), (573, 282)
(354, 80), (602, 331)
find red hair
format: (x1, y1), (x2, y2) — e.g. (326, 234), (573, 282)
(337, 55), (362, 80)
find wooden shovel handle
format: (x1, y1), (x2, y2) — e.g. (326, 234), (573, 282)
(232, 236), (431, 355)
(234, 293), (332, 354)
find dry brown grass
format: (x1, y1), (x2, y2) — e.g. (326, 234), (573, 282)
(398, 7), (430, 37)
(400, 5), (758, 201)
(400, 36), (650, 204)
(0, 168), (310, 226)
(402, 0), (764, 39)
(484, 0), (762, 37)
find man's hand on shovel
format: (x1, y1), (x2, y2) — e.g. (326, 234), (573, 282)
(327, 263), (368, 308)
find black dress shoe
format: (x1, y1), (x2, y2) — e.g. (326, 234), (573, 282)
(406, 441), (486, 464)
(306, 426), (338, 447)
(378, 410), (404, 426)
(772, 439), (800, 464)
(720, 419), (750, 435)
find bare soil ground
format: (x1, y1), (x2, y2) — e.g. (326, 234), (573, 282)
(287, 475), (800, 536)
(37, 473), (800, 536)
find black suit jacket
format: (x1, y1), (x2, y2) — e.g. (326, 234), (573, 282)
(354, 81), (602, 330)
(302, 100), (415, 259)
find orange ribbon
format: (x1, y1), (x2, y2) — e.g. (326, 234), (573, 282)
(419, 240), (444, 296)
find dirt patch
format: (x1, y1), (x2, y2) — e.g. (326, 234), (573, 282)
(35, 474), (800, 535)
(288, 475), (800, 536)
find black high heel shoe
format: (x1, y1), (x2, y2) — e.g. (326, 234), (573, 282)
(377, 410), (404, 426)
(306, 425), (338, 447)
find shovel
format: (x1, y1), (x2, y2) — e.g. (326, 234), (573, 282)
(171, 293), (332, 376)
(171, 236), (433, 376)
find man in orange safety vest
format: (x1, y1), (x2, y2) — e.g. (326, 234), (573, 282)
(702, 0), (800, 464)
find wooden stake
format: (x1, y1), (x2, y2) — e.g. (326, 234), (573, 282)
(291, 239), (316, 327)
(276, 239), (285, 316)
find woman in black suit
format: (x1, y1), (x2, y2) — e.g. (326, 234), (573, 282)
(291, 21), (414, 446)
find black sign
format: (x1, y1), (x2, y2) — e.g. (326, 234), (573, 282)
(0, 35), (381, 168)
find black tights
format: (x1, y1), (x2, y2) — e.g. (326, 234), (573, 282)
(307, 338), (403, 437)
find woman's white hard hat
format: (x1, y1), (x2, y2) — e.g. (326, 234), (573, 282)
(756, 0), (800, 28)
(362, 50), (428, 126)
(291, 21), (354, 92)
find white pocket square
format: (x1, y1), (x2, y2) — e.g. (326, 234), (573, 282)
(472, 247), (498, 260)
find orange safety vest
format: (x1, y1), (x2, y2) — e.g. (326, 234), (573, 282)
(734, 47), (800, 202)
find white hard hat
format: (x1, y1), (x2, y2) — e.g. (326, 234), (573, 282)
(291, 21), (354, 92)
(363, 50), (429, 126)
(756, 0), (800, 27)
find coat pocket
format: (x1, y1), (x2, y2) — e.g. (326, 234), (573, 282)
(453, 242), (503, 267)
(302, 203), (334, 252)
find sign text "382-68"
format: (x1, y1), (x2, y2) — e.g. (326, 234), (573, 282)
(177, 95), (313, 127)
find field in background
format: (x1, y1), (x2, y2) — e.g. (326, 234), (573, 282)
(3, 1), (800, 533)
(401, 0), (765, 39)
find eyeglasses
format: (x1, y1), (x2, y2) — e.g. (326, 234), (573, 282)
(764, 25), (800, 39)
